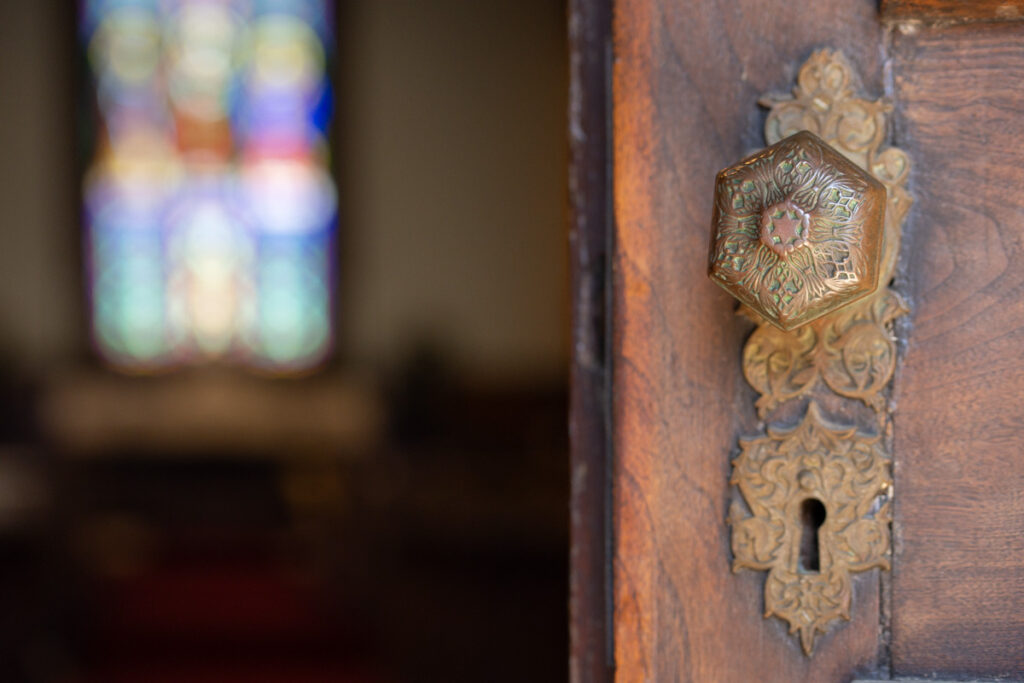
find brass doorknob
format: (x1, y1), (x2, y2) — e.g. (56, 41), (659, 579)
(708, 130), (886, 330)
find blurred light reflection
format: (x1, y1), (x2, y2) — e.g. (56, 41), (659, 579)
(83, 0), (336, 372)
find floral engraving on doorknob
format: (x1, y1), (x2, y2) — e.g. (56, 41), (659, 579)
(709, 130), (886, 330)
(720, 50), (911, 656)
(759, 198), (811, 256)
(728, 402), (892, 656)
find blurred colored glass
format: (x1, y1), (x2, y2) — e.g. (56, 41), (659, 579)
(82, 0), (336, 372)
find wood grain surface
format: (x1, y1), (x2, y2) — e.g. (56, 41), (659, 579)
(611, 1), (888, 679)
(889, 22), (1024, 678)
(882, 0), (1024, 24)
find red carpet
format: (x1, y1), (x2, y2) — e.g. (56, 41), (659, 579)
(81, 555), (387, 683)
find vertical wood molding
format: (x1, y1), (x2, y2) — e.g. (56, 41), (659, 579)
(569, 0), (614, 681)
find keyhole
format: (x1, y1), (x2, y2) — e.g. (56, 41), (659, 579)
(799, 498), (826, 573)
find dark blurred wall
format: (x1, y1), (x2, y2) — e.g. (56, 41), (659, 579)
(338, 0), (569, 381)
(0, 1), (79, 374)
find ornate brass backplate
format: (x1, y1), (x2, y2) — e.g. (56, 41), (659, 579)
(728, 403), (892, 655)
(712, 50), (911, 655)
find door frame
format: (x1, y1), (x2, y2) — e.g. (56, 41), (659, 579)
(568, 0), (614, 681)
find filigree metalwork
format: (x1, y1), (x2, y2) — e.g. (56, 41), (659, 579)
(742, 288), (907, 417)
(709, 131), (886, 330)
(718, 50), (911, 655)
(760, 49), (912, 282)
(728, 403), (892, 655)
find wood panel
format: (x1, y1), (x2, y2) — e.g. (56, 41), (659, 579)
(890, 22), (1024, 678)
(882, 0), (1024, 24)
(611, 1), (888, 679)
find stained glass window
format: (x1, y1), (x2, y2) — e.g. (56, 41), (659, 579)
(81, 0), (336, 372)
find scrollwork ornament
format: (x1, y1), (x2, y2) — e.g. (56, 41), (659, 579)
(729, 403), (892, 655)
(741, 288), (908, 417)
(760, 49), (912, 283)
(727, 50), (910, 655)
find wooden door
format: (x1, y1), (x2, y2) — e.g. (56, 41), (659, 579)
(569, 1), (1024, 681)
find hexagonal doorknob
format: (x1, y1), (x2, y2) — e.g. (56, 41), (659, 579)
(708, 130), (887, 330)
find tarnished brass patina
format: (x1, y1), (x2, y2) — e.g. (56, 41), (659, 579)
(729, 403), (892, 655)
(709, 131), (886, 330)
(715, 50), (911, 656)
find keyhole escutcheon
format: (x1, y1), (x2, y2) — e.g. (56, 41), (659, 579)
(799, 498), (827, 573)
